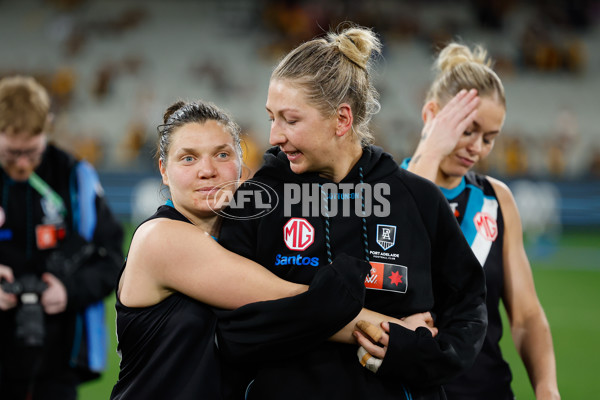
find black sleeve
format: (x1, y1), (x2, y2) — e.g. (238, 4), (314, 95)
(376, 184), (487, 387)
(63, 194), (124, 312)
(214, 253), (370, 365)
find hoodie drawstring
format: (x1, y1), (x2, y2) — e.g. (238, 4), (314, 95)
(358, 167), (370, 262)
(320, 167), (371, 264)
(320, 184), (333, 264)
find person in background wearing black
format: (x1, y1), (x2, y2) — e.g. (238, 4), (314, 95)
(0, 75), (123, 400)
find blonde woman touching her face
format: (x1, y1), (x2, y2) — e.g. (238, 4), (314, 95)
(403, 43), (560, 400)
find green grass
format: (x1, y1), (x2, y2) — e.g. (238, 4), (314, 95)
(78, 229), (600, 399)
(500, 268), (600, 399)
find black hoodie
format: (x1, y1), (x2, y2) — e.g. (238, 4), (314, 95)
(219, 145), (487, 400)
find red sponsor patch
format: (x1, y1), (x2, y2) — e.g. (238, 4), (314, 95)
(36, 224), (58, 249)
(364, 262), (408, 293)
(473, 212), (498, 241)
(283, 218), (314, 251)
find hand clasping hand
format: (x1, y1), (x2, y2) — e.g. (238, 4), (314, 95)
(353, 312), (438, 373)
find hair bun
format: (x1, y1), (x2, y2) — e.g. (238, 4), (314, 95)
(435, 43), (490, 74)
(329, 26), (381, 70)
(163, 101), (186, 124)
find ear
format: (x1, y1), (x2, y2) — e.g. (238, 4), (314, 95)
(335, 103), (353, 137)
(421, 100), (440, 124)
(159, 159), (169, 186)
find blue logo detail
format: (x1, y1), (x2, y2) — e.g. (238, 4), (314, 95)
(274, 254), (320, 267)
(0, 229), (13, 241)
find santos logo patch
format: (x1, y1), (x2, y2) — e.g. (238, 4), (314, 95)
(364, 262), (407, 293)
(376, 224), (396, 251)
(283, 218), (315, 251)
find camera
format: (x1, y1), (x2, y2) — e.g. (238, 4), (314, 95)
(1, 274), (47, 347)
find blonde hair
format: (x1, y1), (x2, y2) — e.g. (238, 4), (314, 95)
(272, 23), (382, 147)
(426, 43), (505, 107)
(0, 76), (50, 135)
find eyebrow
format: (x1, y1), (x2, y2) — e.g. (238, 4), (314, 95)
(265, 106), (298, 114)
(176, 144), (233, 154)
(212, 144), (234, 151)
(472, 120), (500, 135)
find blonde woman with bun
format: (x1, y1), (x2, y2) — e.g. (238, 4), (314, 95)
(403, 43), (560, 400)
(220, 25), (487, 400)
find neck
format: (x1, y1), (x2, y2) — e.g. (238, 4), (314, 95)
(436, 170), (463, 190)
(320, 142), (363, 183)
(174, 206), (220, 237)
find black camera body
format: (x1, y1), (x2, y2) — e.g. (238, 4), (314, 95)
(1, 274), (48, 347)
(1, 234), (97, 348)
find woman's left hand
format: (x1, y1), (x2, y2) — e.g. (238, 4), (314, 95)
(354, 312), (439, 359)
(354, 321), (390, 359)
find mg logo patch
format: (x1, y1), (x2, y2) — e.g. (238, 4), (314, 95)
(283, 218), (315, 251)
(364, 262), (407, 293)
(474, 212), (498, 241)
(376, 224), (396, 251)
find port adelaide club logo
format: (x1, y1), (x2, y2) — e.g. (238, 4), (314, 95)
(376, 224), (396, 251)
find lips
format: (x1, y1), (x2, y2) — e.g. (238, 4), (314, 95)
(282, 148), (302, 162)
(197, 186), (218, 195)
(456, 155), (476, 167)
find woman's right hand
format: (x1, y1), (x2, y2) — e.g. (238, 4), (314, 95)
(408, 89), (480, 185)
(0, 264), (17, 311)
(400, 311), (438, 337)
(418, 88), (480, 160)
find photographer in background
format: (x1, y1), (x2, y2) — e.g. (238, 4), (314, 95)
(0, 75), (123, 400)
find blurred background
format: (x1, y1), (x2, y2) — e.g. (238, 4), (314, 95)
(1, 0), (599, 398)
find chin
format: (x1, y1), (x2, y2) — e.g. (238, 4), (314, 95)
(440, 167), (467, 183)
(289, 163), (307, 175)
(9, 172), (30, 182)
(447, 162), (472, 176)
(196, 205), (220, 217)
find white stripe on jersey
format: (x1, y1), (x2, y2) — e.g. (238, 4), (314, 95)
(471, 197), (498, 267)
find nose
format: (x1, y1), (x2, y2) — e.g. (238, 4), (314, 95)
(269, 121), (286, 147)
(466, 135), (483, 154)
(197, 157), (217, 179)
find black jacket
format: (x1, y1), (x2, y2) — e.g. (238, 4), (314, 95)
(219, 146), (487, 399)
(0, 144), (123, 381)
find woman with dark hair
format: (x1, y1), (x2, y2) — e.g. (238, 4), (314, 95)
(110, 100), (380, 399)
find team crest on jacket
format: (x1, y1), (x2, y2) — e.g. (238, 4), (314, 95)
(376, 224), (396, 251)
(364, 262), (407, 293)
(473, 212), (498, 241)
(283, 218), (315, 251)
